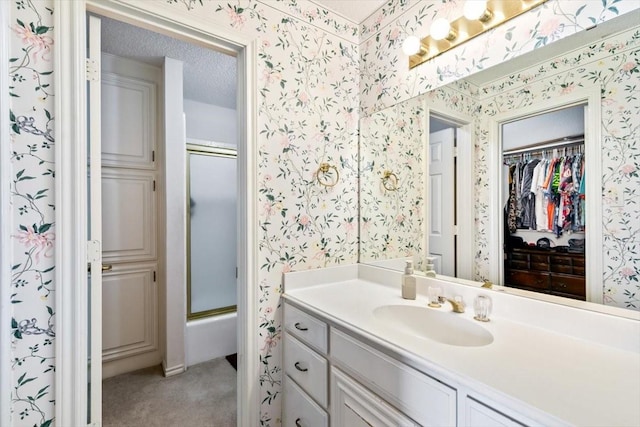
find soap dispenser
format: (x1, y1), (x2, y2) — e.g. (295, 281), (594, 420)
(424, 256), (436, 278)
(402, 260), (416, 300)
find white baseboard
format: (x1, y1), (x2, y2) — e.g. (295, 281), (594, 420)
(102, 350), (162, 379)
(162, 360), (186, 377)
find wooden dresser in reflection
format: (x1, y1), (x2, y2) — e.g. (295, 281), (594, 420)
(504, 247), (586, 300)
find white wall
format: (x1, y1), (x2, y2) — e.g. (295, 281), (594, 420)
(184, 99), (237, 145)
(502, 105), (584, 150)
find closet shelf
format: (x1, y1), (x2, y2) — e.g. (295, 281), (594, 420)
(503, 134), (584, 156)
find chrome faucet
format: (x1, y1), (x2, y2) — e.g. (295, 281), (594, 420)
(437, 296), (465, 313)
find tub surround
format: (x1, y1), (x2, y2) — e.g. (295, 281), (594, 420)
(283, 264), (640, 426)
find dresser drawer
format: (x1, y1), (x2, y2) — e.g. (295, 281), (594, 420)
(284, 333), (328, 407)
(550, 274), (585, 298)
(283, 375), (328, 427)
(330, 328), (456, 426)
(284, 303), (328, 354)
(505, 270), (549, 291)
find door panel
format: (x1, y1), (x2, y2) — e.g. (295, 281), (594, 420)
(102, 263), (158, 361)
(101, 54), (157, 169)
(428, 128), (455, 276)
(101, 170), (157, 261)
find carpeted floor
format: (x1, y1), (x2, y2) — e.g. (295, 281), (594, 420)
(103, 357), (237, 427)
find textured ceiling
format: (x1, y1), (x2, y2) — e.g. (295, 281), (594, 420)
(101, 16), (237, 109)
(313, 0), (385, 23)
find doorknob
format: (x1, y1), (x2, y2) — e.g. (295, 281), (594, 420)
(87, 263), (113, 273)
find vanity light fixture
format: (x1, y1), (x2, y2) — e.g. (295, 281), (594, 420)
(407, 0), (548, 70)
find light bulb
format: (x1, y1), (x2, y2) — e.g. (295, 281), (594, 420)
(430, 18), (452, 41)
(463, 0), (488, 20)
(402, 35), (421, 56)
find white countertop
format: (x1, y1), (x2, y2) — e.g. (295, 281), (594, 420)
(282, 265), (640, 427)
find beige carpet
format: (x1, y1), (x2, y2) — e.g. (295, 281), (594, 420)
(103, 358), (237, 427)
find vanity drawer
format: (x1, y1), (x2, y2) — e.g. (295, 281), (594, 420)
(550, 274), (585, 298)
(551, 256), (573, 266)
(330, 328), (456, 426)
(284, 375), (328, 427)
(284, 303), (328, 354)
(530, 262), (549, 271)
(510, 260), (529, 270)
(284, 333), (328, 408)
(505, 270), (549, 291)
(529, 254), (549, 264)
(466, 397), (526, 427)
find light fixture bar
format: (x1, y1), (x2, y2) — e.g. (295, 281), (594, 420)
(409, 0), (548, 69)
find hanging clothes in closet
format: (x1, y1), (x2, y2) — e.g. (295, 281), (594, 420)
(505, 147), (585, 238)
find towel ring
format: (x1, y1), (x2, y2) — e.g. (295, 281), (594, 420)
(316, 163), (339, 188)
(381, 170), (399, 191)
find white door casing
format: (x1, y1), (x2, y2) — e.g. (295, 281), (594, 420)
(428, 128), (456, 276)
(55, 1), (259, 426)
(487, 86), (603, 302)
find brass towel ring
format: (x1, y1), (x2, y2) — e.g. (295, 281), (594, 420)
(316, 163), (339, 188)
(381, 170), (399, 191)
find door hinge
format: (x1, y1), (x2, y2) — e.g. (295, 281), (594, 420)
(453, 147), (458, 157)
(153, 271), (156, 282)
(153, 180), (156, 191)
(236, 267), (238, 279)
(87, 240), (101, 262)
(86, 58), (99, 82)
(152, 150), (155, 162)
(453, 225), (459, 235)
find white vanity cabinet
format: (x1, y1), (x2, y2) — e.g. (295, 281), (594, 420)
(283, 300), (539, 427)
(283, 303), (329, 427)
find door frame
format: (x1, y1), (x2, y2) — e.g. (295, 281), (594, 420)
(0, 1), (12, 424)
(487, 86), (603, 303)
(423, 106), (475, 281)
(54, 1), (259, 426)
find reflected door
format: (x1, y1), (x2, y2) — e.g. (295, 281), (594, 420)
(428, 128), (456, 276)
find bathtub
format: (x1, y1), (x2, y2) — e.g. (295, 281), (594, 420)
(185, 311), (237, 366)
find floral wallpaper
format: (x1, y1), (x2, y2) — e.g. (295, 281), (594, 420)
(4, 1), (638, 427)
(359, 82), (477, 267)
(9, 1), (56, 426)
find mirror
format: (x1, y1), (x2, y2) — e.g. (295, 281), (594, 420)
(359, 10), (639, 313)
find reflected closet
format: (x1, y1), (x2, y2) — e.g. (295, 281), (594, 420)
(502, 105), (586, 300)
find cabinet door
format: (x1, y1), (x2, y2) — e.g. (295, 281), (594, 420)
(331, 367), (419, 427)
(466, 398), (526, 427)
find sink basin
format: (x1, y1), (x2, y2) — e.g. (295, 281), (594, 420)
(373, 305), (494, 347)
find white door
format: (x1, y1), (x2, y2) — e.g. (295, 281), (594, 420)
(87, 14), (103, 425)
(428, 128), (456, 276)
(100, 52), (161, 378)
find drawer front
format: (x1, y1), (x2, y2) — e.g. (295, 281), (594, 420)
(551, 256), (572, 265)
(505, 270), (549, 291)
(511, 252), (528, 261)
(529, 254), (548, 264)
(330, 329), (456, 426)
(284, 303), (328, 354)
(550, 274), (585, 298)
(550, 264), (573, 274)
(466, 398), (526, 427)
(510, 260), (528, 270)
(530, 262), (549, 271)
(284, 334), (328, 407)
(284, 376), (328, 427)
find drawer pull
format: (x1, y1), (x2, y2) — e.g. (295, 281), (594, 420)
(294, 362), (308, 372)
(295, 418), (302, 427)
(294, 322), (308, 331)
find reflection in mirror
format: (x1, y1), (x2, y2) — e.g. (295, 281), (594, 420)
(358, 10), (639, 313)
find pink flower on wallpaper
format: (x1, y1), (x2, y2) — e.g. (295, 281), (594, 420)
(560, 83), (575, 94)
(282, 264), (292, 274)
(299, 215), (310, 226)
(620, 267), (635, 278)
(13, 23), (53, 63)
(261, 334), (279, 352)
(621, 61), (636, 71)
(313, 250), (327, 260)
(262, 202), (273, 216)
(343, 220), (355, 234)
(298, 91), (310, 104)
(226, 6), (246, 29)
(388, 27), (400, 42)
(14, 228), (54, 263)
(264, 174), (273, 182)
(538, 18), (561, 38)
(621, 164), (636, 175)
(396, 214), (405, 224)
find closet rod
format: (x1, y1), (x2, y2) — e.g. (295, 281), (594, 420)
(503, 134), (584, 155)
